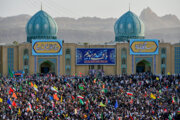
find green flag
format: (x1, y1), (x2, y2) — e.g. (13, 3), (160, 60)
(159, 90), (162, 93)
(78, 85), (84, 90)
(169, 114), (172, 120)
(101, 88), (108, 93)
(83, 79), (87, 85)
(79, 99), (84, 105)
(101, 112), (103, 120)
(8, 66), (13, 77)
(20, 85), (23, 92)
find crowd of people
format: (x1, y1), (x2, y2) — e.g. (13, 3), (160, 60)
(0, 73), (180, 120)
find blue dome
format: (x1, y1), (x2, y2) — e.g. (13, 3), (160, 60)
(114, 11), (145, 42)
(26, 10), (58, 42)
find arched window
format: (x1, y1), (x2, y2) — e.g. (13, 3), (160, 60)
(121, 48), (127, 55)
(24, 49), (29, 56)
(65, 48), (71, 75)
(24, 69), (28, 74)
(122, 58), (126, 64)
(161, 48), (166, 54)
(24, 59), (29, 65)
(66, 49), (71, 54)
(122, 68), (127, 74)
(161, 58), (166, 64)
(23, 49), (29, 74)
(90, 65), (94, 69)
(66, 59), (70, 65)
(161, 68), (165, 74)
(98, 65), (102, 70)
(66, 68), (70, 75)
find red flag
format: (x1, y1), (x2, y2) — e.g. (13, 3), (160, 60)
(10, 88), (14, 92)
(9, 87), (14, 94)
(144, 91), (147, 97)
(127, 92), (133, 96)
(8, 105), (12, 110)
(130, 116), (133, 120)
(130, 99), (133, 104)
(164, 108), (167, 112)
(12, 101), (17, 107)
(66, 83), (71, 87)
(72, 95), (75, 100)
(53, 94), (59, 101)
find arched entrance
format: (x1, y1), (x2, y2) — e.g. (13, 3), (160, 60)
(136, 60), (151, 73)
(40, 61), (55, 74)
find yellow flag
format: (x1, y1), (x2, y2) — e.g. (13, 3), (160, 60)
(156, 77), (159, 80)
(34, 84), (38, 89)
(35, 91), (37, 95)
(168, 72), (171, 75)
(99, 102), (106, 107)
(0, 98), (3, 102)
(61, 95), (63, 103)
(150, 93), (156, 99)
(53, 86), (58, 91)
(18, 108), (21, 116)
(36, 98), (39, 102)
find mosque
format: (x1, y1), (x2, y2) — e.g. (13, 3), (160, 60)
(0, 9), (180, 76)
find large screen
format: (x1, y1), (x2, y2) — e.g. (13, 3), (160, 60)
(76, 48), (116, 65)
(130, 39), (159, 55)
(32, 39), (63, 55)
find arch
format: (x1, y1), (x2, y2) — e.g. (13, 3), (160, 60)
(23, 49), (29, 74)
(40, 60), (55, 74)
(24, 49), (29, 55)
(66, 48), (71, 54)
(136, 59), (151, 73)
(161, 48), (166, 54)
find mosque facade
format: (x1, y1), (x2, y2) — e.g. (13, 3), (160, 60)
(0, 10), (180, 76)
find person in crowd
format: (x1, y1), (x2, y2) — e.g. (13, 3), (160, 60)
(0, 72), (180, 120)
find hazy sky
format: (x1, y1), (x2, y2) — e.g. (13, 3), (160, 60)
(0, 0), (180, 19)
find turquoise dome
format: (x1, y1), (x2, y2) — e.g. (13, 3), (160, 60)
(114, 11), (145, 42)
(26, 10), (58, 42)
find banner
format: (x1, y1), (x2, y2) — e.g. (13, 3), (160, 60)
(76, 48), (116, 65)
(32, 39), (62, 55)
(130, 39), (159, 55)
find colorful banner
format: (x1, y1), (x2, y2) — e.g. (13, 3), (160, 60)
(130, 39), (159, 55)
(76, 48), (116, 65)
(32, 40), (62, 55)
